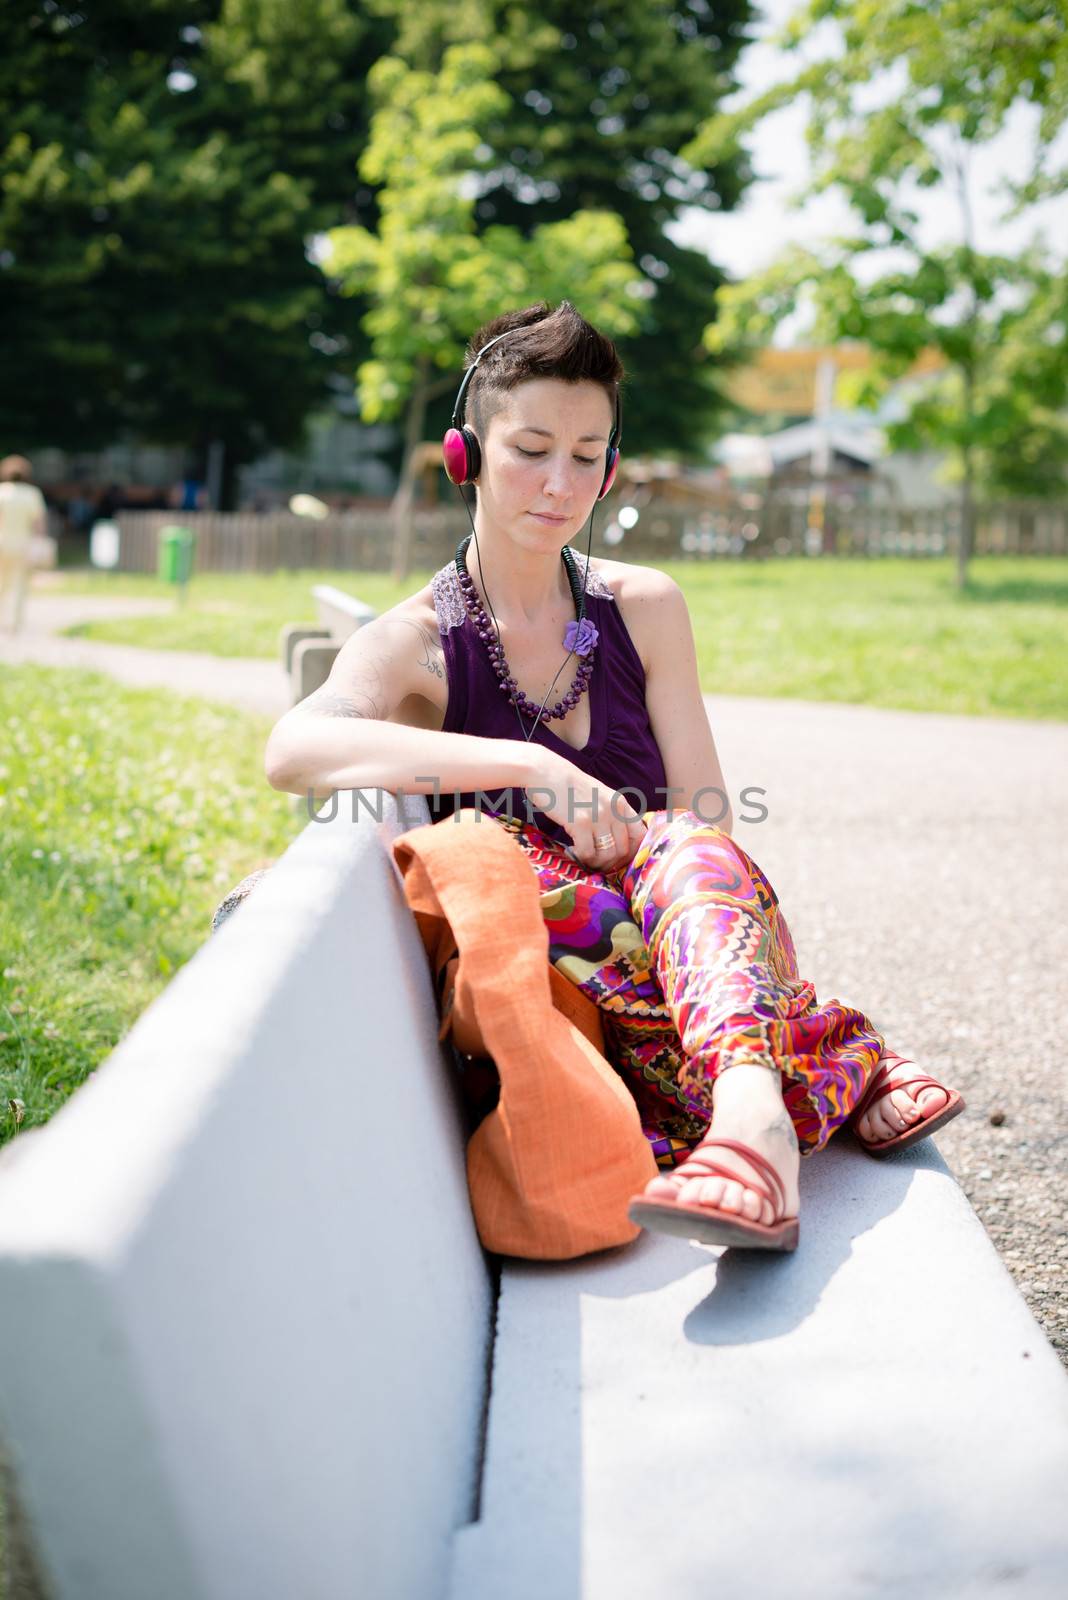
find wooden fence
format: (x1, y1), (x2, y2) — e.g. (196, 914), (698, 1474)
(112, 497), (1068, 575)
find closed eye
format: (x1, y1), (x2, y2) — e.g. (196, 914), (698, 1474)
(517, 448), (599, 466)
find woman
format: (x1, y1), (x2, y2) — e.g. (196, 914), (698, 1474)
(0, 454), (47, 634)
(263, 300), (964, 1253)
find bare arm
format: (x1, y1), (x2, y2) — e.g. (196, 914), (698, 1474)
(264, 611), (549, 801)
(628, 570), (734, 833)
(265, 603), (652, 866)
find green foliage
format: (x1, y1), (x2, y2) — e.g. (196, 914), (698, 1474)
(709, 241), (1068, 497)
(321, 35), (647, 510)
(688, 0), (1068, 500)
(0, 0), (389, 470)
(318, 44), (635, 412)
(1, 0), (757, 479)
(331, 0), (759, 456)
(690, 0), (1067, 204)
(445, 0), (759, 452)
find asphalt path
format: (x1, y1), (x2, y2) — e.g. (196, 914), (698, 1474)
(0, 589), (289, 718)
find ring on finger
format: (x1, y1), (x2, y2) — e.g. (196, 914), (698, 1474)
(594, 832), (614, 851)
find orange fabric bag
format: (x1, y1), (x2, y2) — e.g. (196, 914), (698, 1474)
(391, 810), (658, 1260)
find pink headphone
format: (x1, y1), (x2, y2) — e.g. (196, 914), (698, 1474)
(442, 326), (622, 501)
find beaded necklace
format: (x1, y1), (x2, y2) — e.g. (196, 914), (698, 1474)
(454, 532), (599, 730)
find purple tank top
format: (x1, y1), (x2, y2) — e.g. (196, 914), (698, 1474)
(428, 549), (669, 850)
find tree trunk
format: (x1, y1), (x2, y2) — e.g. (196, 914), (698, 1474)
(390, 357), (431, 586)
(957, 363), (977, 592)
(193, 440), (239, 511)
(206, 439), (226, 511)
(957, 449), (975, 591)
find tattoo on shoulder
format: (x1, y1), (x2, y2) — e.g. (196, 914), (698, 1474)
(299, 686), (381, 719)
(395, 618), (445, 683)
(294, 613), (443, 719)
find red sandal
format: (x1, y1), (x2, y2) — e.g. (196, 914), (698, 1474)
(848, 1050), (965, 1155)
(628, 1136), (799, 1252)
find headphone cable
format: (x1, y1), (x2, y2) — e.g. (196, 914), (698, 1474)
(456, 487), (595, 746)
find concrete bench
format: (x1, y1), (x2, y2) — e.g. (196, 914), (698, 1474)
(279, 584), (377, 704)
(1, 793), (1066, 1600)
(0, 792), (491, 1600)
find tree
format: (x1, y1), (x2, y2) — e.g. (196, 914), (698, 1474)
(0, 0), (389, 499)
(684, 0), (1068, 587)
(1, 0), (758, 500)
(345, 0), (759, 460)
(323, 43), (646, 581)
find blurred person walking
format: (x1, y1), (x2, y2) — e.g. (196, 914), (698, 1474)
(0, 454), (47, 633)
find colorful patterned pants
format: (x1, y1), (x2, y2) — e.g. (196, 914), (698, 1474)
(492, 808), (886, 1171)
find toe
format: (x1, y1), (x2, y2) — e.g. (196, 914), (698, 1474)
(872, 1102), (902, 1139)
(859, 1099), (907, 1144)
(644, 1173), (685, 1200)
(856, 1066), (952, 1145)
(888, 1088), (921, 1126)
(738, 1186), (768, 1223)
(647, 1143), (790, 1227)
(678, 1175), (722, 1209)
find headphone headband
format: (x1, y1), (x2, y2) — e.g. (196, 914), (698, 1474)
(451, 327), (623, 452)
(442, 320), (620, 744)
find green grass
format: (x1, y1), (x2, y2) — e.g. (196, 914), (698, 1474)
(678, 556), (1068, 720)
(0, 663), (303, 1151)
(47, 554), (1068, 719)
(53, 566), (437, 659)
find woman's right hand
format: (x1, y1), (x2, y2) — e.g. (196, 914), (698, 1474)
(527, 752), (648, 873)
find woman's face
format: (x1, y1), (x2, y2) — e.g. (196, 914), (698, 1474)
(475, 378), (614, 541)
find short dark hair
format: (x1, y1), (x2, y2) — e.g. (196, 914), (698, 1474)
(464, 300), (623, 446)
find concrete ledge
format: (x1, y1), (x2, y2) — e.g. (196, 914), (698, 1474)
(451, 1137), (1068, 1600)
(291, 636), (341, 702)
(280, 587), (378, 702)
(310, 584), (376, 644)
(0, 792), (493, 1600)
(279, 622), (331, 674)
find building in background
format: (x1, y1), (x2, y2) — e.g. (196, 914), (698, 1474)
(714, 345), (955, 504)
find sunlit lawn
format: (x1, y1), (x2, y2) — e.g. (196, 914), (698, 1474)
(0, 664), (303, 1151)
(53, 566), (428, 659)
(48, 554), (1068, 719)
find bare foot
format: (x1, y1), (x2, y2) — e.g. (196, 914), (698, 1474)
(854, 1052), (950, 1145)
(639, 1065), (800, 1226)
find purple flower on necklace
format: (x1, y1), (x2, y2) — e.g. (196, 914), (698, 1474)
(563, 616), (599, 657)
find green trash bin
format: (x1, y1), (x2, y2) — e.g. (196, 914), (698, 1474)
(158, 525), (196, 588)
